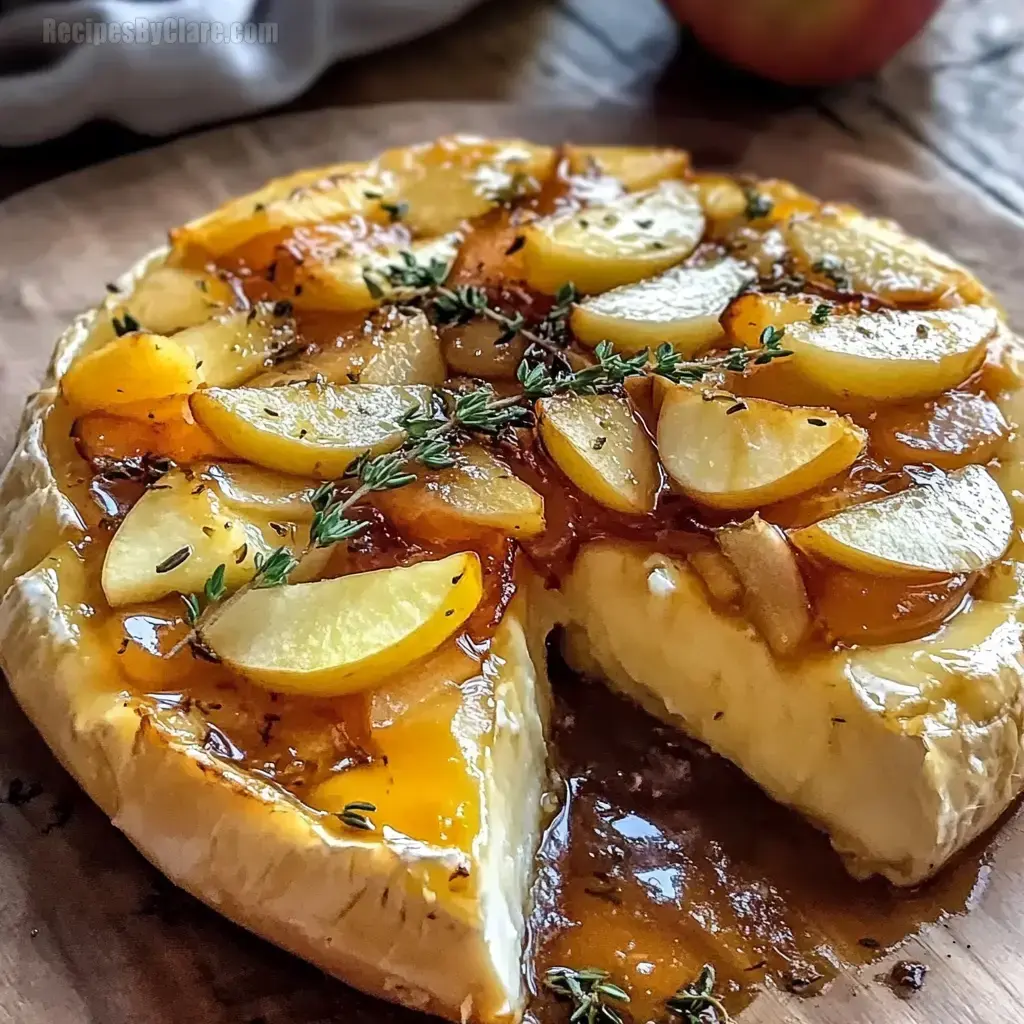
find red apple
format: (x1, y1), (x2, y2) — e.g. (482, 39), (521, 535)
(664, 0), (941, 86)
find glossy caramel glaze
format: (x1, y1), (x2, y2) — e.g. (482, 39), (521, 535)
(526, 646), (990, 1020)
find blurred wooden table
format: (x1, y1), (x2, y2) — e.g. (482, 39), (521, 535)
(1, 0), (1022, 216)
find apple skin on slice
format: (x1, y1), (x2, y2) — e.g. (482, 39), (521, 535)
(537, 392), (660, 514)
(776, 305), (998, 401)
(522, 180), (705, 295)
(657, 386), (866, 510)
(203, 551), (484, 696)
(789, 465), (1013, 581)
(191, 382), (434, 478)
(571, 258), (756, 357)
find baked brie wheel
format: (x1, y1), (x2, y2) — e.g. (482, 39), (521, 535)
(0, 134), (1021, 1020)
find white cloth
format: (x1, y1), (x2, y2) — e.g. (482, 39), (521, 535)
(0, 0), (481, 145)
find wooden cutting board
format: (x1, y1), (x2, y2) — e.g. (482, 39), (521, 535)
(1, 102), (1022, 1024)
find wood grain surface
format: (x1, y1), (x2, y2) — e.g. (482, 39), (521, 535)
(2, 102), (1024, 1024)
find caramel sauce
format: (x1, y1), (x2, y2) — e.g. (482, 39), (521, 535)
(526, 652), (989, 1021)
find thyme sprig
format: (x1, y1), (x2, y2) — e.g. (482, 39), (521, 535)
(363, 251), (577, 358)
(666, 964), (732, 1024)
(171, 387), (532, 658)
(518, 327), (791, 401)
(544, 967), (630, 1024)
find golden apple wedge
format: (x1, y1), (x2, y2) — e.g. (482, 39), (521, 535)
(571, 258), (756, 356)
(101, 470), (276, 606)
(203, 463), (317, 521)
(296, 234), (461, 313)
(658, 387), (866, 510)
(376, 136), (555, 236)
(786, 211), (975, 305)
(176, 304), (296, 388)
(61, 332), (201, 413)
(720, 291), (826, 348)
(776, 306), (998, 401)
(537, 392), (659, 514)
(522, 180), (705, 295)
(191, 382), (434, 478)
(373, 444), (545, 539)
(202, 552), (484, 696)
(564, 145), (690, 192)
(789, 465), (1013, 580)
(115, 264), (237, 336)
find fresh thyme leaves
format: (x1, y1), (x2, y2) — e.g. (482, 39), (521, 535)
(544, 967), (630, 1024)
(337, 800), (377, 831)
(252, 548), (299, 588)
(181, 593), (202, 626)
(112, 312), (142, 336)
(204, 563), (227, 603)
(517, 328), (791, 400)
(812, 255), (851, 291)
(743, 187), (774, 221)
(666, 964), (732, 1023)
(810, 302), (832, 326)
(364, 251), (575, 359)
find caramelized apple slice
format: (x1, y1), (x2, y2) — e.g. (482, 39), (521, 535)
(377, 136), (555, 236)
(253, 311), (445, 388)
(690, 173), (747, 223)
(789, 465), (1013, 580)
(571, 258), (756, 356)
(61, 333), (201, 412)
(296, 234), (460, 312)
(176, 303), (296, 387)
(786, 211), (977, 305)
(191, 382), (433, 478)
(537, 392), (659, 514)
(114, 264), (237, 336)
(203, 552), (483, 696)
(777, 306), (998, 401)
(564, 145), (690, 191)
(101, 470), (275, 606)
(717, 514), (811, 655)
(720, 291), (828, 347)
(871, 391), (1009, 471)
(522, 180), (705, 295)
(171, 161), (392, 257)
(73, 401), (235, 465)
(658, 387), (866, 509)
(441, 319), (526, 380)
(204, 463), (317, 520)
(373, 444), (545, 539)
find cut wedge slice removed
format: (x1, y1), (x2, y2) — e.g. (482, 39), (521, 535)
(537, 392), (659, 514)
(657, 386), (866, 510)
(522, 180), (705, 295)
(789, 465), (1013, 580)
(774, 306), (998, 401)
(373, 444), (546, 539)
(191, 382), (433, 478)
(571, 258), (756, 356)
(203, 552), (484, 696)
